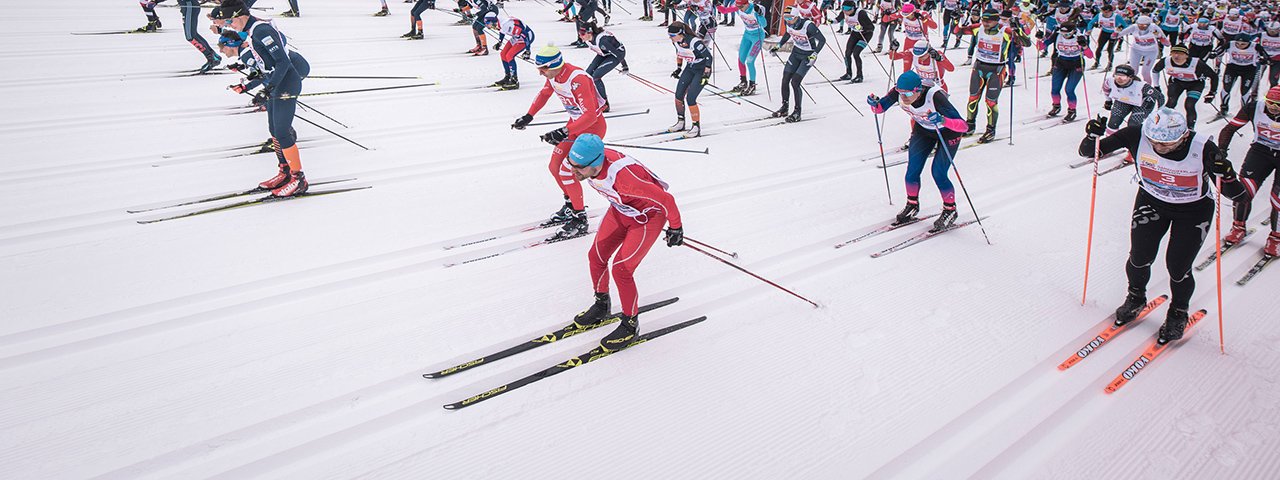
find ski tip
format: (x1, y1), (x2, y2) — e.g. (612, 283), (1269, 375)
(702, 148), (710, 155)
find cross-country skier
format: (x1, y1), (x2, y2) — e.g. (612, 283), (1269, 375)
(135, 0), (164, 32)
(374, 0), (389, 17)
(403, 0), (437, 40)
(1257, 21), (1280, 87)
(729, 0), (768, 93)
(1079, 108), (1245, 343)
(489, 12), (535, 89)
(1101, 64), (1164, 135)
(1039, 21), (1092, 121)
(874, 0), (899, 53)
(579, 20), (627, 111)
(214, 0), (309, 197)
(466, 0), (497, 54)
(1115, 15), (1171, 84)
(889, 39), (954, 90)
(887, 3), (938, 70)
(837, 0), (875, 83)
(1181, 17), (1222, 63)
(1153, 45), (1219, 125)
(510, 44), (608, 241)
(564, 134), (683, 352)
(1086, 4), (1128, 70)
(769, 6), (827, 123)
(281, 0), (300, 17)
(1213, 33), (1267, 117)
(666, 21), (713, 137)
(1216, 85), (1280, 257)
(869, 71), (968, 231)
(954, 7), (1031, 142)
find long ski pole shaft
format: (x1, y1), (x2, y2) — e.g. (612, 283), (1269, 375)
(277, 82), (439, 99)
(605, 142), (708, 154)
(1081, 66), (1091, 117)
(1215, 175), (1225, 354)
(1009, 68), (1015, 146)
(1036, 50), (1040, 110)
(304, 75), (424, 79)
(761, 45), (772, 101)
(866, 44), (893, 79)
(771, 52), (817, 104)
(625, 72), (675, 94)
(930, 124), (991, 244)
(827, 23), (846, 59)
(873, 111), (894, 204)
(713, 42), (736, 74)
(527, 109), (650, 126)
(811, 64), (865, 116)
(295, 115), (370, 150)
(1082, 136), (1100, 305)
(683, 236), (738, 258)
(297, 100), (349, 129)
(708, 87), (744, 105)
(684, 243), (820, 308)
(705, 84), (774, 112)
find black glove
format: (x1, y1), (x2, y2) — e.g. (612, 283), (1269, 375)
(664, 227), (684, 247)
(1103, 99), (1113, 110)
(541, 127), (569, 145)
(1212, 150), (1236, 178)
(251, 90), (268, 105)
(672, 66), (683, 78)
(701, 70), (710, 85)
(929, 48), (943, 61)
(1203, 91), (1217, 103)
(245, 70), (262, 81)
(512, 113), (533, 130)
(1077, 36), (1089, 46)
(493, 42), (502, 51)
(1035, 29), (1044, 39)
(1085, 115), (1106, 137)
(227, 62), (247, 72)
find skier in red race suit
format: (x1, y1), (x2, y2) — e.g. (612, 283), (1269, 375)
(563, 134), (684, 352)
(511, 44), (608, 241)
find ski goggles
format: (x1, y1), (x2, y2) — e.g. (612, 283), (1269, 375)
(217, 30), (248, 48)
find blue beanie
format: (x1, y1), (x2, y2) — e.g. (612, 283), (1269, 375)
(568, 134), (605, 168)
(895, 71), (922, 93)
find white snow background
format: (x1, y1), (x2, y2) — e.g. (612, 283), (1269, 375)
(1, 0), (1278, 478)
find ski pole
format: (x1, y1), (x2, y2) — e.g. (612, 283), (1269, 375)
(296, 100), (349, 129)
(1009, 69), (1015, 146)
(304, 75), (425, 80)
(810, 64), (865, 116)
(872, 110), (894, 205)
(761, 44), (773, 102)
(683, 236), (737, 258)
(827, 22), (846, 59)
(526, 109), (650, 126)
(865, 42), (893, 80)
(1081, 66), (1091, 118)
(682, 242), (820, 308)
(713, 42), (737, 74)
(1035, 48), (1040, 110)
(705, 84), (775, 113)
(277, 82), (440, 99)
(295, 115), (370, 150)
(625, 72), (676, 95)
(1082, 134), (1100, 305)
(708, 87), (744, 105)
(605, 142), (709, 154)
(928, 123), (992, 245)
(1215, 175), (1226, 355)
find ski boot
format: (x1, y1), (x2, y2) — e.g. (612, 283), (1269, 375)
(893, 201), (920, 225)
(1103, 62), (1113, 72)
(197, 52), (222, 74)
(1223, 221), (1248, 245)
(1089, 60), (1099, 70)
(465, 44), (482, 54)
(770, 102), (790, 118)
(976, 126), (996, 144)
(961, 56), (972, 66)
(1047, 103), (1061, 117)
(281, 9), (300, 17)
(666, 116), (686, 133)
(541, 196), (577, 227)
(547, 210), (589, 242)
(259, 163), (291, 190)
(490, 74), (511, 87)
(930, 207), (957, 232)
(1266, 232), (1280, 257)
(1157, 307), (1190, 344)
(963, 120), (977, 137)
(874, 44), (883, 53)
(374, 6), (389, 16)
(741, 81), (756, 95)
(410, 31), (424, 40)
(1113, 292), (1146, 326)
(401, 29), (418, 38)
(659, 20), (669, 27)
(836, 72), (852, 81)
(600, 314), (638, 351)
(730, 75), (748, 92)
(727, 18), (734, 26)
(785, 106), (802, 123)
(640, 15), (653, 21)
(133, 18), (160, 33)
(500, 76), (520, 90)
(271, 171), (308, 197)
(573, 292), (613, 329)
(473, 46), (488, 56)
(851, 74), (863, 83)
(683, 121), (701, 138)
(1063, 108), (1077, 122)
(254, 138), (275, 154)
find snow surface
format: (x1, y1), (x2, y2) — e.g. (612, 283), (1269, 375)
(2, 1), (1279, 478)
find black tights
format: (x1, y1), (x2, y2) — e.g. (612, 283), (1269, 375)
(1126, 190), (1214, 310)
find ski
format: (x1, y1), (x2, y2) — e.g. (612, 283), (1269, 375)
(1039, 119), (1079, 130)
(443, 315), (707, 409)
(443, 230), (594, 267)
(1022, 115), (1059, 125)
(863, 145), (910, 162)
(128, 178), (356, 213)
(441, 212), (604, 250)
(1195, 229), (1256, 270)
(870, 216), (989, 257)
(959, 138), (1007, 150)
(1069, 150), (1126, 169)
(1057, 295), (1169, 370)
(834, 213), (941, 248)
(1204, 112), (1228, 124)
(1104, 309), (1208, 393)
(422, 297), (680, 379)
(71, 29), (167, 35)
(1237, 254), (1276, 285)
(1099, 159), (1135, 176)
(137, 186), (371, 224)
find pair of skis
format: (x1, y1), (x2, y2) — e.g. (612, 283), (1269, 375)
(130, 178), (368, 224)
(423, 298), (704, 409)
(1191, 228), (1276, 285)
(1058, 295), (1210, 393)
(1069, 151), (1131, 175)
(832, 214), (986, 257)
